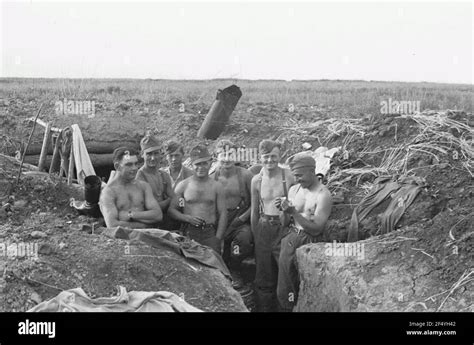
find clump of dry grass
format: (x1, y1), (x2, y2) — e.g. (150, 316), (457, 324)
(401, 111), (473, 176)
(318, 110), (473, 189)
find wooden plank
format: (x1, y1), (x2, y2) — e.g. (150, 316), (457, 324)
(38, 122), (52, 172)
(26, 117), (61, 133)
(67, 144), (75, 185)
(49, 132), (62, 174)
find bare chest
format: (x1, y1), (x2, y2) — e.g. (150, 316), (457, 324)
(184, 182), (215, 205)
(115, 185), (145, 211)
(260, 176), (286, 202)
(292, 189), (318, 218)
(217, 175), (241, 199)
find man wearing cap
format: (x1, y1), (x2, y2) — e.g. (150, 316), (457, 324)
(136, 135), (175, 229)
(276, 153), (333, 311)
(211, 140), (254, 288)
(168, 144), (227, 253)
(250, 139), (295, 312)
(100, 147), (163, 229)
(161, 140), (193, 190)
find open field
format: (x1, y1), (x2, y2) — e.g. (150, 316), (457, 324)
(1, 78), (472, 115)
(0, 78), (472, 313)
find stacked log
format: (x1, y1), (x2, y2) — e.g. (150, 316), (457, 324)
(23, 153), (115, 170)
(23, 140), (138, 156)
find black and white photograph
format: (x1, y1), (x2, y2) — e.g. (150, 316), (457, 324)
(0, 0), (472, 343)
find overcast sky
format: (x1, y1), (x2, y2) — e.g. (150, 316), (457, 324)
(1, 1), (472, 83)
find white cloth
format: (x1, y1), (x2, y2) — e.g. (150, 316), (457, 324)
(28, 286), (202, 312)
(283, 147), (341, 176)
(71, 124), (95, 185)
(311, 146), (341, 176)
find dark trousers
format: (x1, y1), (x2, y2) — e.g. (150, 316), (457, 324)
(253, 216), (285, 311)
(277, 229), (317, 311)
(223, 208), (254, 269)
(182, 223), (221, 254)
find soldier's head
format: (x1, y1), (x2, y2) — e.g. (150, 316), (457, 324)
(287, 153), (317, 189)
(189, 144), (212, 178)
(164, 140), (185, 170)
(259, 140), (281, 171)
(140, 135), (161, 169)
(113, 147), (140, 181)
(216, 139), (238, 169)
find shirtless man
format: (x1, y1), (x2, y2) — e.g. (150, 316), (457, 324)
(168, 144), (227, 253)
(100, 147), (163, 228)
(211, 140), (254, 288)
(250, 140), (295, 312)
(135, 135), (175, 229)
(276, 153), (333, 311)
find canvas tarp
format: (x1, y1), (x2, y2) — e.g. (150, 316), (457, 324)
(28, 286), (201, 312)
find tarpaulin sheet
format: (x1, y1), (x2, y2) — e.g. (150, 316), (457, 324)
(348, 176), (424, 242)
(28, 286), (201, 312)
(103, 227), (231, 278)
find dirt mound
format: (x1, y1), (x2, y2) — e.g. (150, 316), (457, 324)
(0, 163), (247, 312)
(293, 110), (473, 311)
(296, 212), (473, 311)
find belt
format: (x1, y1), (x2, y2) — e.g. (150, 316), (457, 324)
(260, 214), (280, 222)
(192, 223), (215, 230)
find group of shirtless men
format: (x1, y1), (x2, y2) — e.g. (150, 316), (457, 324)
(99, 135), (333, 312)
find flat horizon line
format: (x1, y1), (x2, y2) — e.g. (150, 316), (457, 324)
(0, 77), (472, 86)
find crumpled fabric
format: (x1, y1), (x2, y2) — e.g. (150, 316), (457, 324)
(28, 286), (201, 312)
(347, 176), (425, 242)
(283, 147), (341, 176)
(71, 124), (95, 185)
(103, 227), (231, 278)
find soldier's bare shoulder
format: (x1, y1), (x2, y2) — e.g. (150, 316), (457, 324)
(317, 184), (332, 200)
(101, 183), (118, 199)
(176, 177), (191, 190)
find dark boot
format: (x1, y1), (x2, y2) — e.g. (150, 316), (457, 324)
(230, 269), (244, 290)
(71, 175), (102, 218)
(255, 288), (276, 312)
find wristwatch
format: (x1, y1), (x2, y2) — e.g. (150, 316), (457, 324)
(128, 210), (134, 221)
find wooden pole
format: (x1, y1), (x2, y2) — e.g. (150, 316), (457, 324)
(26, 117), (61, 133)
(16, 104), (43, 185)
(49, 131), (62, 174)
(38, 122), (52, 172)
(67, 144), (75, 185)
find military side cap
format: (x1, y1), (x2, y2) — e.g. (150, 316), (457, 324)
(140, 135), (161, 154)
(163, 140), (184, 155)
(189, 144), (212, 164)
(287, 153), (316, 171)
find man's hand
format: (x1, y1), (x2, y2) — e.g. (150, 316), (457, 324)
(214, 236), (224, 255)
(186, 215), (206, 227)
(274, 197), (283, 209)
(280, 198), (296, 214)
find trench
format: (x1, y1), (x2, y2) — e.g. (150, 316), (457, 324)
(94, 164), (115, 182)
